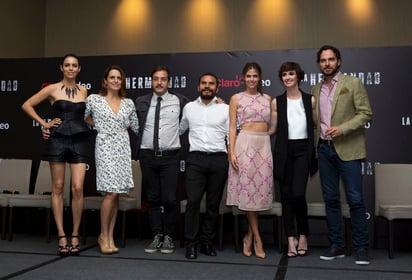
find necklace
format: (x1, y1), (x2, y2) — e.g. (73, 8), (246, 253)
(61, 83), (80, 99)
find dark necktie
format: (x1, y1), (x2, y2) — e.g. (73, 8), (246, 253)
(153, 96), (162, 152)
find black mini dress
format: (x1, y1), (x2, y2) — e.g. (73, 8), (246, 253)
(43, 100), (91, 163)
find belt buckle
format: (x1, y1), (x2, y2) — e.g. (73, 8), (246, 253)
(319, 138), (333, 146)
(155, 150), (163, 157)
(324, 139), (333, 146)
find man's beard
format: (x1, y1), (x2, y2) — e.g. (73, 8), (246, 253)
(200, 89), (216, 100)
(322, 66), (340, 77)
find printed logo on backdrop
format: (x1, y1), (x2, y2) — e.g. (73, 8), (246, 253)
(215, 71), (382, 92)
(0, 80), (18, 92)
(32, 118), (52, 129)
(78, 81), (92, 90)
(362, 161), (380, 176)
(0, 121), (10, 130)
(346, 71), (381, 85)
(126, 76), (187, 89)
(218, 74), (271, 89)
(301, 71), (381, 86)
(401, 116), (411, 126)
(219, 75), (243, 88)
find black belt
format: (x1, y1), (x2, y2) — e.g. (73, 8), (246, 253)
(141, 149), (180, 157)
(318, 138), (334, 146)
(190, 151), (227, 156)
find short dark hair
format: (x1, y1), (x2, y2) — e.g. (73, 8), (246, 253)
(151, 65), (170, 79)
(198, 72), (219, 87)
(278, 62), (305, 85)
(316, 45), (342, 63)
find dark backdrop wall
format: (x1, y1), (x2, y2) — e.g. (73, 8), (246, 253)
(1, 46), (411, 244)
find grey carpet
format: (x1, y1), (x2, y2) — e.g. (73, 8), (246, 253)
(1, 235), (412, 280)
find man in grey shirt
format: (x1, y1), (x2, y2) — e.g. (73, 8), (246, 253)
(135, 66), (188, 254)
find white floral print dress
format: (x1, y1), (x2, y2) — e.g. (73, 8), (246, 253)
(85, 94), (139, 193)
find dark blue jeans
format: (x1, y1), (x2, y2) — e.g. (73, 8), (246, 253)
(318, 143), (369, 252)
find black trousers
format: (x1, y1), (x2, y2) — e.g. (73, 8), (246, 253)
(184, 152), (229, 247)
(279, 139), (310, 237)
(139, 149), (180, 238)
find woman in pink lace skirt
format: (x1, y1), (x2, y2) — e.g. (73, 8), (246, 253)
(227, 62), (273, 259)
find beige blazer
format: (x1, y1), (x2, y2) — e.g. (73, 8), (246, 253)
(312, 73), (372, 161)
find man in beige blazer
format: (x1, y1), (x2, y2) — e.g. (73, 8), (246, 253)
(312, 45), (372, 265)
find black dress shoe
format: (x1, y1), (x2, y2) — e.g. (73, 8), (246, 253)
(185, 246), (197, 259)
(200, 243), (217, 256)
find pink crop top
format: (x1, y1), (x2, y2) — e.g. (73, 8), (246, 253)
(236, 92), (271, 125)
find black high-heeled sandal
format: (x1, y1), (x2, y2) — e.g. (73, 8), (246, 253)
(69, 235), (81, 256)
(58, 235), (70, 257)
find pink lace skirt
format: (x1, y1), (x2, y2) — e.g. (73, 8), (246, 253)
(227, 131), (273, 211)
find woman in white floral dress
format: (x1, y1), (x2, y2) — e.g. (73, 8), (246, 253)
(85, 66), (139, 254)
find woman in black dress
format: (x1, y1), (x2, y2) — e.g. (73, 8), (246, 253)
(22, 54), (90, 256)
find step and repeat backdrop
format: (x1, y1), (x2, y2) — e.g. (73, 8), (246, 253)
(1, 46), (411, 238)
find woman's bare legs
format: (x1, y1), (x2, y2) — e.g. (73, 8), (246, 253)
(69, 163), (86, 253)
(243, 223), (253, 257)
(99, 192), (118, 253)
(50, 162), (68, 254)
(246, 211), (266, 258)
(108, 195), (119, 252)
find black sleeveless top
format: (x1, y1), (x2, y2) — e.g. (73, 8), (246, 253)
(51, 100), (90, 136)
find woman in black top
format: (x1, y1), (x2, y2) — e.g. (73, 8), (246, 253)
(270, 62), (317, 257)
(22, 54), (90, 256)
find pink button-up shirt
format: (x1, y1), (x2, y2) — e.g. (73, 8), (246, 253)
(319, 72), (341, 139)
